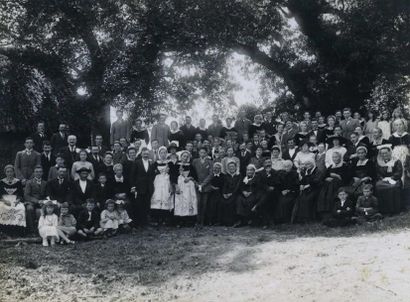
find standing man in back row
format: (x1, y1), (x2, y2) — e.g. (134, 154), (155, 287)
(151, 113), (170, 147)
(110, 109), (130, 146)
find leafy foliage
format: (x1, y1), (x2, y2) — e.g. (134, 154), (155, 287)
(0, 0), (409, 136)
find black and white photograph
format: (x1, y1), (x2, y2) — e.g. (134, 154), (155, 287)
(0, 0), (410, 301)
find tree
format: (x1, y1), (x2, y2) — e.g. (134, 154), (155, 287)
(0, 0), (409, 142)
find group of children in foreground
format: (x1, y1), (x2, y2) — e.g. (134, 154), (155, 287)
(38, 199), (131, 246)
(38, 183), (383, 247)
(324, 184), (382, 227)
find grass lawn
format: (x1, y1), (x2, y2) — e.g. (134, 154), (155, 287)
(1, 213), (410, 301)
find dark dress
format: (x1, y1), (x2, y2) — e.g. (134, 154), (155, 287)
(169, 130), (186, 149)
(258, 169), (281, 223)
(275, 170), (299, 223)
(219, 173), (241, 226)
(349, 158), (375, 198)
(375, 160), (403, 215)
(208, 174), (224, 225)
(236, 175), (261, 220)
(292, 167), (323, 223)
(317, 164), (350, 214)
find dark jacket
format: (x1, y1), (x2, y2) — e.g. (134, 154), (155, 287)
(46, 177), (71, 203)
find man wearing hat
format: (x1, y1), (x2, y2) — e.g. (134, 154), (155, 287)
(70, 167), (95, 216)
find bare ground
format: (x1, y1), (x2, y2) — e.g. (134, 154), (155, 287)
(1, 214), (410, 302)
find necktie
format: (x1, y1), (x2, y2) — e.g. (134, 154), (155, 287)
(59, 178), (63, 185)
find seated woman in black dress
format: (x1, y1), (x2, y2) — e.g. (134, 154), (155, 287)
(317, 151), (350, 219)
(234, 164), (262, 227)
(349, 146), (375, 199)
(292, 159), (324, 223)
(375, 144), (403, 215)
(0, 165), (26, 236)
(206, 162), (224, 226)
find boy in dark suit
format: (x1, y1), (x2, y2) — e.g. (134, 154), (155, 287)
(77, 199), (103, 238)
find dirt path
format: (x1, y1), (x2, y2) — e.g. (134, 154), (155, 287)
(1, 222), (410, 302)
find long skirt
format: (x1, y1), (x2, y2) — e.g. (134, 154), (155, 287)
(39, 226), (59, 238)
(236, 193), (259, 218)
(174, 177), (198, 217)
(317, 178), (342, 213)
(392, 145), (409, 183)
(207, 190), (221, 225)
(292, 190), (318, 223)
(0, 202), (26, 227)
(218, 194), (236, 226)
(274, 192), (297, 223)
(151, 174), (173, 210)
(375, 180), (402, 215)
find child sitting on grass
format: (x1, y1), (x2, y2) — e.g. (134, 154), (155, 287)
(77, 199), (103, 239)
(356, 184), (383, 222)
(116, 200), (132, 233)
(57, 202), (76, 244)
(38, 200), (59, 246)
(100, 199), (119, 237)
(324, 188), (356, 227)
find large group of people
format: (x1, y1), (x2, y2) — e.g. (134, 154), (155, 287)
(1, 106), (410, 246)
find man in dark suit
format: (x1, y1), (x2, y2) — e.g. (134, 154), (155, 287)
(40, 141), (55, 180)
(32, 122), (48, 152)
(60, 135), (79, 170)
(282, 138), (299, 162)
(24, 165), (47, 233)
(94, 134), (108, 157)
(89, 145), (105, 180)
(50, 123), (68, 153)
(46, 166), (70, 204)
(70, 167), (95, 216)
(192, 147), (213, 225)
(130, 148), (156, 226)
(236, 142), (252, 176)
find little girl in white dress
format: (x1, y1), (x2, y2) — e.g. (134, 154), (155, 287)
(100, 199), (120, 236)
(38, 201), (59, 246)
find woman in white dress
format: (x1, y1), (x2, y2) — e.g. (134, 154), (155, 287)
(151, 146), (173, 225)
(294, 142), (316, 170)
(174, 150), (198, 227)
(271, 145), (285, 171)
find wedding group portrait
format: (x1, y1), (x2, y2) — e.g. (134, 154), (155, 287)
(0, 0), (409, 301)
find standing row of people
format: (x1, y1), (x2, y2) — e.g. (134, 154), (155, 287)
(0, 107), (409, 239)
